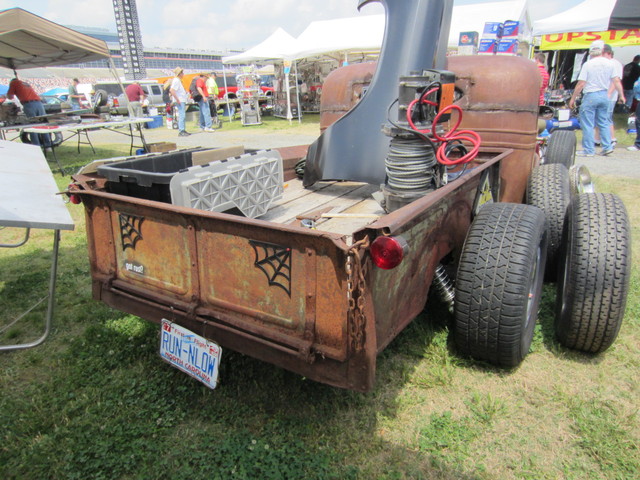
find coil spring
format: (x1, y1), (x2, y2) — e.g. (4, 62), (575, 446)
(432, 264), (455, 313)
(385, 137), (437, 191)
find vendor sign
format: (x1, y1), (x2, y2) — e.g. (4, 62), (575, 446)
(541, 29), (640, 50)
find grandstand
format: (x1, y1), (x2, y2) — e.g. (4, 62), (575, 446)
(0, 24), (243, 92)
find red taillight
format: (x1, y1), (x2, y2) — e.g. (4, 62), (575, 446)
(67, 183), (82, 204)
(370, 236), (408, 269)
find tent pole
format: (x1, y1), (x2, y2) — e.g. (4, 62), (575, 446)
(284, 68), (292, 125)
(222, 63), (233, 123)
(294, 61), (302, 124)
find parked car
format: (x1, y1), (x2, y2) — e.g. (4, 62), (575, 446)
(39, 94), (70, 114)
(215, 75), (273, 100)
(92, 80), (165, 114)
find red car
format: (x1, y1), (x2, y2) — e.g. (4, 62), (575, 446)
(215, 75), (273, 100)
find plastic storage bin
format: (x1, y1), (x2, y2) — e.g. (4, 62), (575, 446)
(98, 148), (206, 202)
(97, 148), (282, 218)
(170, 150), (283, 218)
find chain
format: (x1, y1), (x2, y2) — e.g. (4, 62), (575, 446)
(347, 237), (370, 353)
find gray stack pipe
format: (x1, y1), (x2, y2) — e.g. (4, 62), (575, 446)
(303, 0), (453, 187)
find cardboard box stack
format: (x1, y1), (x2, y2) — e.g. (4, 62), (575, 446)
(478, 22), (502, 55)
(477, 20), (521, 56)
(497, 20), (520, 55)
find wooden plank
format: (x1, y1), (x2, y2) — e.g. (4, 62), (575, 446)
(263, 181), (370, 224)
(317, 197), (386, 238)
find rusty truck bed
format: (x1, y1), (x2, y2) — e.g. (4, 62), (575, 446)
(74, 149), (509, 391)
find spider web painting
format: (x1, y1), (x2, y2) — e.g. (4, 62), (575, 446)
(249, 240), (291, 296)
(119, 213), (144, 251)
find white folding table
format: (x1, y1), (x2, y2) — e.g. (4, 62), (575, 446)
(0, 140), (74, 351)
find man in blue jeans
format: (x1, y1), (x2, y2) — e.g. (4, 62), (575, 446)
(6, 76), (51, 149)
(569, 40), (625, 157)
(195, 73), (214, 132)
(169, 67), (190, 136)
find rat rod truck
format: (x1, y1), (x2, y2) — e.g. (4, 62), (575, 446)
(67, 0), (630, 392)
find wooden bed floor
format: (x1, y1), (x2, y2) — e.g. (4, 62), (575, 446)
(261, 178), (385, 240)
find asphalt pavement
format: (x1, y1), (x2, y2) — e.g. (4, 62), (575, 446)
(576, 145), (640, 178)
(134, 120), (320, 151)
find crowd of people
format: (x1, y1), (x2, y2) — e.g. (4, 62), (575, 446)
(558, 40), (639, 157)
(0, 76), (112, 94)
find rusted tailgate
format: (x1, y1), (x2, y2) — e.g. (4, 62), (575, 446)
(79, 190), (376, 391)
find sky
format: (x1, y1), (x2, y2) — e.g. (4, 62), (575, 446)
(0, 0), (586, 52)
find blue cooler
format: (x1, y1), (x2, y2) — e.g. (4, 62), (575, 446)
(145, 115), (164, 129)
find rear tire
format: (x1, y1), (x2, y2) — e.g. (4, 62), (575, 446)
(454, 203), (548, 367)
(555, 193), (631, 353)
(526, 164), (571, 280)
(545, 130), (576, 168)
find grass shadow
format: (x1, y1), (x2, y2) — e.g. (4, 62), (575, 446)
(0, 233), (495, 479)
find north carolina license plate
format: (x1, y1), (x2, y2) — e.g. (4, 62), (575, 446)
(159, 319), (221, 389)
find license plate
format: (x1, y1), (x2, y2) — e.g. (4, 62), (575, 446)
(159, 319), (221, 389)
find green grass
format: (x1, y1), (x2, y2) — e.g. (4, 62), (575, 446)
(1, 121), (639, 479)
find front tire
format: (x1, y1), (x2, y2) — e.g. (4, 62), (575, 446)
(555, 193), (631, 353)
(454, 203), (548, 367)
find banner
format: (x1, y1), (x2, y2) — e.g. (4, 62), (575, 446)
(541, 29), (640, 50)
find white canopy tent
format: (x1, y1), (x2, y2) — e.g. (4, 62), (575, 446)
(222, 28), (301, 123)
(291, 15), (384, 61)
(532, 0), (631, 36)
(531, 0), (640, 86)
(221, 1), (533, 66)
(287, 0), (531, 60)
(219, 1), (534, 122)
(222, 27), (298, 64)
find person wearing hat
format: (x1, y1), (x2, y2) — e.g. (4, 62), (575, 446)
(569, 40), (625, 156)
(169, 67), (190, 136)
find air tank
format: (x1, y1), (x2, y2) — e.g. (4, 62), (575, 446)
(446, 55), (541, 203)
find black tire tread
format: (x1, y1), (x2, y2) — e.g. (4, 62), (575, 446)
(545, 130), (576, 168)
(555, 193), (631, 353)
(455, 203), (547, 367)
(526, 164), (571, 279)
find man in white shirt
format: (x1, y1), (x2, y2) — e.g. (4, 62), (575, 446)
(569, 40), (625, 156)
(595, 44), (624, 147)
(169, 67), (190, 137)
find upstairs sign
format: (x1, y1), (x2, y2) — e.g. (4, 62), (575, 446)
(541, 29), (640, 50)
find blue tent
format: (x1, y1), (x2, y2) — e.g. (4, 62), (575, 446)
(43, 87), (69, 96)
(0, 84), (8, 95)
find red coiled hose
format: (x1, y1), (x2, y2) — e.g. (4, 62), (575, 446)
(406, 95), (481, 166)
